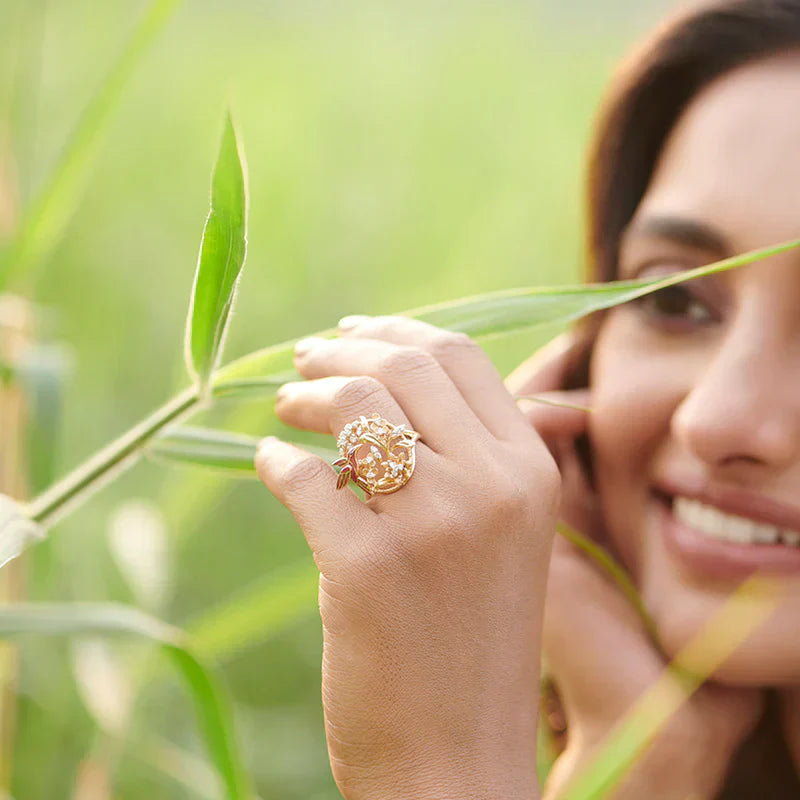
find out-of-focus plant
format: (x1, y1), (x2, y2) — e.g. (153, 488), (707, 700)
(2, 116), (797, 789)
(17, 235), (800, 532)
(1, 6), (798, 793)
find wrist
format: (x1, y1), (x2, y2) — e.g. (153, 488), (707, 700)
(334, 746), (541, 800)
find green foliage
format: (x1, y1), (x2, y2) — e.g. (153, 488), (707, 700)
(0, 0), (182, 290)
(185, 111), (249, 392)
(150, 426), (337, 475)
(0, 603), (251, 800)
(212, 236), (800, 394)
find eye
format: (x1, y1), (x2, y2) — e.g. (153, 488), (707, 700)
(632, 284), (717, 327)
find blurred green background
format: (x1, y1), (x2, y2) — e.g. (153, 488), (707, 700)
(0, 0), (672, 797)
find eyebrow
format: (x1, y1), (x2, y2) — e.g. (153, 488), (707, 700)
(622, 215), (731, 255)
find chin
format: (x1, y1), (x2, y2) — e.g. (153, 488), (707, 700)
(645, 581), (800, 687)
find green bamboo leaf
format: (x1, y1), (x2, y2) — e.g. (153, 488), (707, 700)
(0, 0), (182, 290)
(149, 426), (261, 475)
(0, 495), (45, 569)
(185, 110), (248, 392)
(213, 238), (800, 392)
(149, 425), (338, 475)
(0, 602), (251, 800)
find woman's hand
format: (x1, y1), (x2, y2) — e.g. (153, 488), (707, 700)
(506, 332), (764, 800)
(255, 315), (560, 800)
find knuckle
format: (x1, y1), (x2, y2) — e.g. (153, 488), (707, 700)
(428, 329), (481, 363)
(478, 451), (562, 530)
(376, 346), (438, 382)
(519, 456), (563, 520)
(280, 454), (332, 495)
(369, 314), (405, 333)
(330, 376), (386, 416)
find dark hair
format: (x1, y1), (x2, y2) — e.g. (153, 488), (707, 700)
(559, 2), (800, 797)
(587, 0), (800, 284)
(565, 0), (800, 397)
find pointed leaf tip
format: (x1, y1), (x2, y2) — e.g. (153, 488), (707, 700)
(184, 109), (248, 392)
(0, 495), (45, 569)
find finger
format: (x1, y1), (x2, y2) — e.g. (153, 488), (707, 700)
(274, 374), (443, 513)
(543, 538), (665, 728)
(291, 335), (491, 456)
(504, 330), (585, 396)
(337, 315), (532, 441)
(516, 388), (591, 443)
(254, 437), (374, 558)
(276, 374), (410, 437)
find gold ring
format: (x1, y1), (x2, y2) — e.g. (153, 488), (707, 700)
(333, 414), (421, 496)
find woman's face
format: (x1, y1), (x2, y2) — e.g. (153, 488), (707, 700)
(589, 51), (800, 685)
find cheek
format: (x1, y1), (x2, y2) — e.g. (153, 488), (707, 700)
(587, 313), (679, 572)
(589, 314), (800, 684)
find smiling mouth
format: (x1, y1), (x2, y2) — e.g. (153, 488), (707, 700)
(670, 495), (800, 547)
(654, 491), (800, 579)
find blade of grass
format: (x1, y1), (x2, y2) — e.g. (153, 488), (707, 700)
(514, 394), (593, 413)
(213, 238), (800, 393)
(184, 110), (248, 393)
(0, 602), (251, 800)
(561, 574), (784, 800)
(0, 0), (183, 290)
(557, 523), (658, 645)
(149, 425), (339, 475)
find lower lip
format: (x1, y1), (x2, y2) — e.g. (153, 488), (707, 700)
(657, 495), (800, 580)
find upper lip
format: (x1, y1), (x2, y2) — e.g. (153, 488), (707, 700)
(655, 476), (800, 534)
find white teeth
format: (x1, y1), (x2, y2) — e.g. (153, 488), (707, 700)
(752, 523), (780, 544)
(672, 496), (800, 547)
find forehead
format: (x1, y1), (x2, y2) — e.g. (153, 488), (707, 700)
(634, 51), (800, 249)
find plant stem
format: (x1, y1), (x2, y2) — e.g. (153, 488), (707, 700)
(24, 387), (199, 528)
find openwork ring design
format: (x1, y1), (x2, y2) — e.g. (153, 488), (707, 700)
(333, 414), (421, 495)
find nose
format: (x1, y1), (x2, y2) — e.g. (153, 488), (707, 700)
(671, 328), (800, 474)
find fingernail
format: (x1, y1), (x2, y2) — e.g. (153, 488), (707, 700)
(338, 314), (369, 331)
(294, 336), (324, 356)
(275, 380), (299, 401)
(256, 436), (280, 457)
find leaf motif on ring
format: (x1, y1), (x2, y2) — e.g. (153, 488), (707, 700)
(333, 414), (420, 494)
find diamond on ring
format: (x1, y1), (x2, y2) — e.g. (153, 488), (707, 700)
(333, 413), (420, 496)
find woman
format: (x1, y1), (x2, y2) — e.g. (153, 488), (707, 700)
(255, 1), (800, 797)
